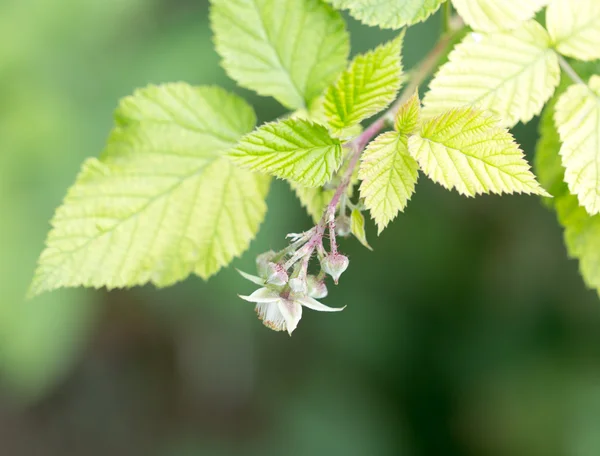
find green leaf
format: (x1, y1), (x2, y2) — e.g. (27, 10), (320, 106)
(546, 0), (600, 61)
(359, 131), (419, 233)
(536, 64), (600, 297)
(326, 0), (446, 29)
(537, 114), (600, 296)
(536, 61), (600, 199)
(408, 108), (549, 196)
(535, 85), (569, 202)
(395, 90), (421, 135)
(291, 183), (335, 223)
(228, 118), (343, 188)
(554, 76), (600, 215)
(324, 34), (405, 134)
(304, 95), (363, 140)
(30, 84), (270, 296)
(290, 144), (358, 222)
(350, 209), (372, 250)
(557, 196), (600, 297)
(210, 0), (350, 110)
(422, 21), (560, 127)
(451, 0), (548, 32)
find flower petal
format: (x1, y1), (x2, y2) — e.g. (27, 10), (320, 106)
(297, 296), (345, 312)
(277, 299), (303, 335)
(255, 301), (286, 331)
(239, 288), (279, 303)
(236, 269), (265, 286)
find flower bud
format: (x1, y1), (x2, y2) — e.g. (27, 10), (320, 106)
(256, 250), (276, 277)
(320, 253), (349, 284)
(307, 275), (328, 299)
(266, 262), (288, 286)
(335, 215), (351, 237)
(289, 277), (308, 295)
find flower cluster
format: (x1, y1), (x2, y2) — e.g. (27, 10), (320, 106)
(238, 224), (349, 335)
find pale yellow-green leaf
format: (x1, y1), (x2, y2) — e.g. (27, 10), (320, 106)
(210, 0), (349, 110)
(290, 145), (358, 222)
(408, 108), (549, 196)
(422, 21), (560, 127)
(537, 115), (600, 296)
(546, 0), (600, 61)
(536, 85), (600, 297)
(324, 34), (404, 134)
(350, 209), (372, 250)
(359, 131), (419, 233)
(558, 196), (600, 296)
(290, 96), (363, 141)
(30, 84), (270, 296)
(451, 0), (548, 32)
(395, 90), (421, 135)
(535, 81), (570, 204)
(228, 118), (343, 188)
(304, 96), (363, 140)
(554, 76), (600, 215)
(326, 0), (446, 29)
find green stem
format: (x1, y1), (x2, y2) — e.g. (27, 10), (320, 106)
(558, 55), (587, 86)
(442, 1), (453, 34)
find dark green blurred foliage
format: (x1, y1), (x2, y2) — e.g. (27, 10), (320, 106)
(1, 1), (600, 455)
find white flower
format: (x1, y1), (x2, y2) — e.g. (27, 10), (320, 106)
(239, 288), (344, 335)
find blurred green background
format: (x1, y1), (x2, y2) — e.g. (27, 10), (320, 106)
(2, 1), (600, 455)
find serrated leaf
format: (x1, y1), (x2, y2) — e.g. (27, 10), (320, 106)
(557, 197), (600, 297)
(451, 0), (548, 32)
(326, 0), (446, 29)
(536, 61), (600, 200)
(554, 76), (600, 216)
(395, 90), (421, 135)
(290, 146), (359, 222)
(538, 116), (600, 296)
(408, 108), (549, 197)
(359, 131), (419, 233)
(228, 118), (343, 188)
(291, 182), (335, 223)
(536, 63), (600, 297)
(422, 21), (560, 127)
(304, 95), (363, 140)
(30, 84), (270, 296)
(324, 34), (405, 134)
(210, 0), (349, 110)
(350, 209), (372, 250)
(546, 0), (600, 62)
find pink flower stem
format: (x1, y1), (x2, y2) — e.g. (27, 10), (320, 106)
(328, 219), (338, 254)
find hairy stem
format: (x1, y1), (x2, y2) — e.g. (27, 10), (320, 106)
(325, 21), (464, 223)
(328, 219), (338, 253)
(285, 19), (466, 271)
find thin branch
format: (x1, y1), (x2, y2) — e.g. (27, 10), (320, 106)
(294, 19), (466, 260)
(558, 55), (587, 86)
(327, 21), (465, 223)
(442, 1), (453, 34)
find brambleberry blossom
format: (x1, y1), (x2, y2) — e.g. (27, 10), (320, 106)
(237, 220), (349, 334)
